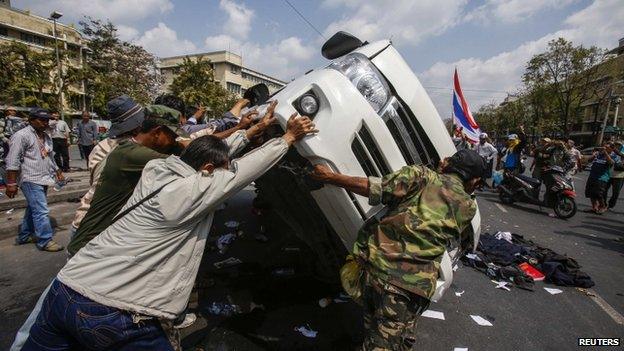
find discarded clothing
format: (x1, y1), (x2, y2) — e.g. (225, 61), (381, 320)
(463, 233), (594, 289)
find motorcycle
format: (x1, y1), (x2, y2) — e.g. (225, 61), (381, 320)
(498, 166), (577, 219)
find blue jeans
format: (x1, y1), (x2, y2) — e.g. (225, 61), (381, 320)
(23, 279), (173, 351)
(18, 182), (53, 249)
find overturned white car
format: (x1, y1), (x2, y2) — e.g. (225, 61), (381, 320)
(250, 32), (481, 302)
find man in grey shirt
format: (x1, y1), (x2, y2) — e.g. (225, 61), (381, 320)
(6, 108), (64, 252)
(77, 111), (98, 167)
(49, 111), (71, 172)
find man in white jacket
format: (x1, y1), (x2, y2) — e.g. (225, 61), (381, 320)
(21, 109), (316, 350)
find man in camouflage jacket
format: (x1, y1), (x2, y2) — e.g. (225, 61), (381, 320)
(311, 149), (486, 350)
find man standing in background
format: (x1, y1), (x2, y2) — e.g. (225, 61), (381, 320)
(5, 108), (64, 252)
(476, 132), (497, 189)
(76, 111), (98, 167)
(49, 111), (71, 172)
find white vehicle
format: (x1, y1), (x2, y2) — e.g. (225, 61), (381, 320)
(252, 32), (481, 302)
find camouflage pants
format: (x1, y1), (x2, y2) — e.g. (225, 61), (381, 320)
(360, 274), (430, 351)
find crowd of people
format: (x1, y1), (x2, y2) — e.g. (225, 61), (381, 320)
(453, 126), (623, 213)
(3, 90), (493, 351)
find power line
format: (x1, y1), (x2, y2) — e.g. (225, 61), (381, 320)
(423, 86), (510, 93)
(283, 0), (326, 40)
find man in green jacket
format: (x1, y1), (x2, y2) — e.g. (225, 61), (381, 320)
(311, 149), (485, 351)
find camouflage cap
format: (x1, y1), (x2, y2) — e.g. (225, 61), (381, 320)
(145, 104), (188, 138)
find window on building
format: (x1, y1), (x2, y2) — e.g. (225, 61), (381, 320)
(230, 64), (240, 74)
(20, 32), (46, 46)
(0, 26), (7, 37)
(227, 82), (241, 94)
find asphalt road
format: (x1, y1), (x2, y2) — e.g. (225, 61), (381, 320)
(0, 172), (622, 350)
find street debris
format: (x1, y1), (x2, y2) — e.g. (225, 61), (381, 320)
(576, 288), (596, 297)
(214, 257), (243, 269)
(492, 280), (511, 291)
(254, 233), (269, 242)
(464, 253), (481, 261)
(452, 264), (459, 272)
(544, 287), (563, 295)
(494, 231), (513, 243)
(207, 302), (242, 317)
(224, 220), (240, 229)
(421, 310), (445, 320)
(455, 290), (465, 297)
(454, 348), (468, 351)
(294, 325), (318, 338)
(272, 267), (295, 277)
(5, 208), (15, 215)
(463, 232), (595, 291)
(217, 233), (236, 254)
(470, 315), (493, 327)
(319, 297), (332, 308)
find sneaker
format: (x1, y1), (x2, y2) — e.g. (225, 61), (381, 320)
(40, 240), (64, 252)
(15, 236), (34, 245)
(173, 313), (197, 329)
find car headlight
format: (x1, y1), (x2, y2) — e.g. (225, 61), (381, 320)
(329, 53), (389, 113)
(298, 94), (319, 115)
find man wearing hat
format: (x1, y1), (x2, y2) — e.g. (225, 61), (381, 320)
(310, 149), (484, 351)
(498, 126), (526, 175)
(606, 140), (624, 209)
(66, 95), (189, 257)
(5, 108), (64, 252)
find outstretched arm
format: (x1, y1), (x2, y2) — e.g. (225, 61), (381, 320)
(311, 165), (369, 197)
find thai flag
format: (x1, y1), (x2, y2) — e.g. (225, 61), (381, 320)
(452, 69), (480, 143)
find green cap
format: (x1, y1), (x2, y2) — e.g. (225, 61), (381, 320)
(145, 104), (188, 138)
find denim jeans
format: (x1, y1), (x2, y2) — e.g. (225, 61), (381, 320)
(23, 279), (173, 351)
(19, 182), (53, 249)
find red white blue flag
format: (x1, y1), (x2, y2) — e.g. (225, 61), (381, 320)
(452, 68), (480, 143)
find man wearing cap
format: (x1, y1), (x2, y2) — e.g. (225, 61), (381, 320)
(498, 126), (526, 175)
(5, 108), (64, 252)
(311, 149), (484, 351)
(476, 132), (497, 189)
(76, 111), (98, 166)
(65, 96), (192, 257)
(22, 104), (317, 350)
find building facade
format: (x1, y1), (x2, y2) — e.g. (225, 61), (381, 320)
(570, 38), (624, 146)
(159, 51), (286, 96)
(0, 4), (88, 115)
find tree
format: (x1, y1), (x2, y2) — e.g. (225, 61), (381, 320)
(523, 38), (606, 137)
(169, 56), (237, 117)
(0, 41), (57, 108)
(79, 17), (162, 117)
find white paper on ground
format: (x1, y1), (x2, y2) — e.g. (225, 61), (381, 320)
(421, 310), (445, 320)
(452, 264), (458, 272)
(294, 326), (318, 338)
(544, 287), (563, 295)
(455, 290), (465, 297)
(454, 348), (468, 351)
(470, 315), (493, 326)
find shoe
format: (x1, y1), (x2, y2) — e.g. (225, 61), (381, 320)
(173, 313), (197, 329)
(40, 240), (64, 252)
(15, 236), (34, 245)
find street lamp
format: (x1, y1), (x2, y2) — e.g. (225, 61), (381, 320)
(50, 11), (64, 122)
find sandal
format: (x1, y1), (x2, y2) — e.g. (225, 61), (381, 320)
(15, 236), (35, 245)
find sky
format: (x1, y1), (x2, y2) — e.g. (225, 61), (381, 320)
(14, 0), (623, 119)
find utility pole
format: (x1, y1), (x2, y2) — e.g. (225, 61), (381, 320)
(612, 97), (621, 127)
(50, 11), (64, 122)
(598, 91), (612, 145)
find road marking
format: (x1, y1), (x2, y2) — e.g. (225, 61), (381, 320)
(495, 203), (508, 213)
(588, 290), (624, 325)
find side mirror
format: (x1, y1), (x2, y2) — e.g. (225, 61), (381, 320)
(321, 31), (363, 60)
(243, 83), (270, 106)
